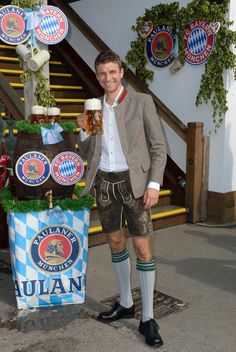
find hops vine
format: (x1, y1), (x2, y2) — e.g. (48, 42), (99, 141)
(11, 0), (56, 108)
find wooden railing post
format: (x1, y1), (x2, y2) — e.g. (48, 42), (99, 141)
(185, 122), (204, 223)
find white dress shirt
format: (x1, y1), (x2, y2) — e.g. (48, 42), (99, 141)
(80, 87), (160, 191)
(99, 87), (128, 172)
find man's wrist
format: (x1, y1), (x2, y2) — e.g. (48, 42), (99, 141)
(147, 182), (160, 191)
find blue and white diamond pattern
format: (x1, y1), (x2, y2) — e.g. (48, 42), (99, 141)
(188, 28), (207, 55)
(58, 160), (76, 178)
(40, 15), (60, 35)
(8, 209), (90, 309)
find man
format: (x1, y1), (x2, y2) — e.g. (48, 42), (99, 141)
(77, 50), (167, 348)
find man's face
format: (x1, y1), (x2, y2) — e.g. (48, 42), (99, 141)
(96, 62), (124, 95)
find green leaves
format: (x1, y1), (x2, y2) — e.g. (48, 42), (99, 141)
(11, 0), (43, 9)
(0, 186), (94, 213)
(125, 0), (235, 131)
(15, 120), (76, 133)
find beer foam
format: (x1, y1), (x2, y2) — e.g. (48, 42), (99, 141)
(47, 107), (61, 116)
(31, 105), (46, 115)
(84, 98), (102, 110)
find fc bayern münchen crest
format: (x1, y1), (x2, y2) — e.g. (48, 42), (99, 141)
(0, 5), (30, 45)
(146, 24), (175, 68)
(184, 20), (215, 65)
(34, 5), (68, 45)
(51, 151), (84, 186)
(15, 151), (50, 186)
(30, 225), (80, 273)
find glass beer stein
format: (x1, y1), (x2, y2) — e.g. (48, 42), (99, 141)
(84, 98), (103, 135)
(46, 107), (61, 124)
(30, 105), (46, 124)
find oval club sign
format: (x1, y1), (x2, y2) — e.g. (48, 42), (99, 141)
(0, 5), (30, 45)
(30, 225), (80, 273)
(146, 24), (174, 68)
(15, 151), (50, 186)
(34, 5), (68, 45)
(51, 151), (84, 186)
(184, 20), (215, 65)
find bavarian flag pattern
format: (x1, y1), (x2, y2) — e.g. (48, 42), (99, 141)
(8, 208), (90, 309)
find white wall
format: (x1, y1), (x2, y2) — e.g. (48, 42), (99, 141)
(68, 0), (236, 193)
(208, 0), (236, 193)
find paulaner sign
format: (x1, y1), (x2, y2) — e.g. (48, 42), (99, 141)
(8, 209), (90, 309)
(14, 276), (83, 297)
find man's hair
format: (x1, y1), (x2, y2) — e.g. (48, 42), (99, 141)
(94, 50), (123, 71)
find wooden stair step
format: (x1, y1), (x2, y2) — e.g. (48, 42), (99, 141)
(0, 68), (73, 77)
(9, 83), (84, 90)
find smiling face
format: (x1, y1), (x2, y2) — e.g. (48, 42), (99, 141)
(96, 61), (124, 98)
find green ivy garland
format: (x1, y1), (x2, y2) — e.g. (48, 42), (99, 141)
(15, 120), (76, 133)
(0, 187), (94, 213)
(126, 0), (236, 130)
(11, 0), (56, 108)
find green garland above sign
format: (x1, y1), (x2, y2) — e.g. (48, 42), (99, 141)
(0, 186), (94, 213)
(125, 0), (236, 131)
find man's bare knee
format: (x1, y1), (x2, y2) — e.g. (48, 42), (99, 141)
(132, 235), (153, 261)
(107, 228), (128, 254)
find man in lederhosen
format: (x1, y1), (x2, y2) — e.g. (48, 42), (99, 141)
(77, 50), (167, 348)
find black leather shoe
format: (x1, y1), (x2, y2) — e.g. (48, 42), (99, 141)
(139, 319), (164, 347)
(97, 302), (135, 323)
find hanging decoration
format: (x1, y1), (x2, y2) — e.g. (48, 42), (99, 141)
(34, 5), (68, 45)
(138, 21), (153, 39)
(125, 0), (236, 131)
(146, 24), (175, 68)
(6, 0), (69, 109)
(0, 5), (30, 45)
(183, 20), (216, 66)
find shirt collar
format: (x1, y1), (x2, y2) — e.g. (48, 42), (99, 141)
(103, 86), (124, 108)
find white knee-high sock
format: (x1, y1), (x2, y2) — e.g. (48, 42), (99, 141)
(136, 258), (155, 322)
(112, 248), (133, 308)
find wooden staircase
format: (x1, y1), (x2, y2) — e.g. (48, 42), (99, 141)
(0, 42), (188, 247)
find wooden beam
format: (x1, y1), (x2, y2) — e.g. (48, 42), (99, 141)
(185, 122), (204, 223)
(0, 73), (24, 120)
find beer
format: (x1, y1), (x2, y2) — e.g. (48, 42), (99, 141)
(46, 107), (61, 124)
(84, 98), (103, 135)
(30, 105), (46, 124)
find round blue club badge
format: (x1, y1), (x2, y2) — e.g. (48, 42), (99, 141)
(34, 5), (68, 45)
(0, 5), (30, 45)
(30, 225), (80, 273)
(184, 20), (215, 65)
(146, 24), (175, 68)
(15, 151), (50, 186)
(51, 151), (84, 186)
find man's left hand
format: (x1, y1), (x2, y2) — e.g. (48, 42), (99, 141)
(143, 188), (160, 209)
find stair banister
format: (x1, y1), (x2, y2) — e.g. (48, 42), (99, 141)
(0, 73), (24, 121)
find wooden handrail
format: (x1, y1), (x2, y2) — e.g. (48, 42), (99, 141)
(50, 0), (187, 142)
(0, 72), (24, 121)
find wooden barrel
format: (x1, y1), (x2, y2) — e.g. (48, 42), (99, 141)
(13, 131), (76, 200)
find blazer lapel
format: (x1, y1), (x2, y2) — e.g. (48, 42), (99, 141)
(114, 95), (129, 156)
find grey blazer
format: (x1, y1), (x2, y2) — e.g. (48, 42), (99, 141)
(79, 90), (167, 198)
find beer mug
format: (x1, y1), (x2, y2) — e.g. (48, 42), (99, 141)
(46, 107), (61, 124)
(30, 105), (46, 124)
(84, 98), (103, 135)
